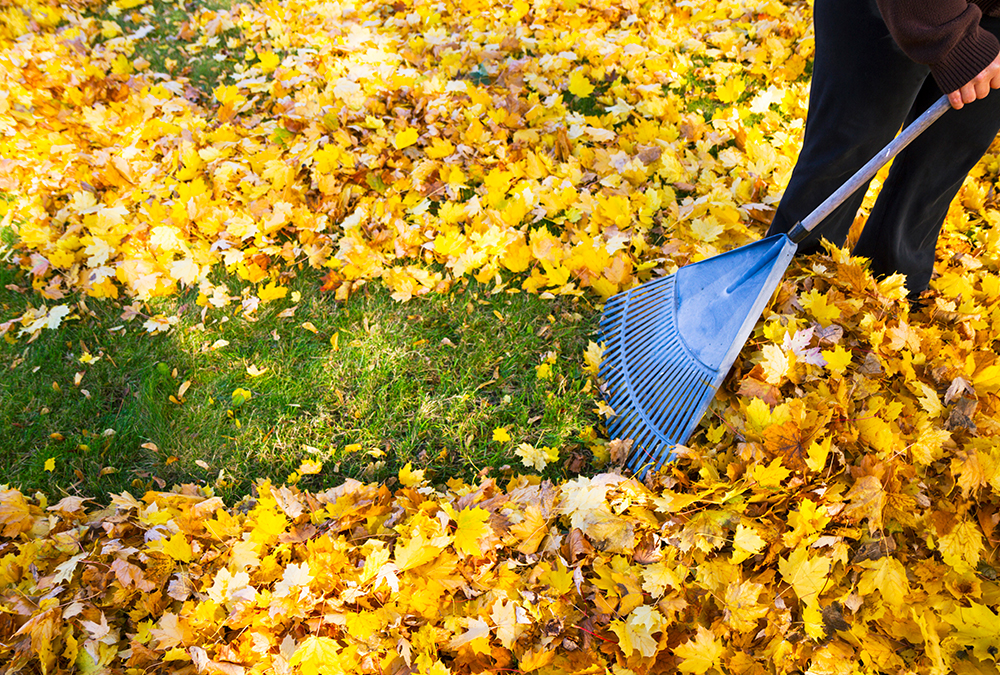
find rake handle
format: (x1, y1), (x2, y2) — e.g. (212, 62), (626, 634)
(788, 95), (951, 242)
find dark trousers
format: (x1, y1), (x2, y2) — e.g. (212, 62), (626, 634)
(765, 0), (1000, 296)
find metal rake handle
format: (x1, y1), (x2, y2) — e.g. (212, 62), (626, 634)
(789, 95), (951, 242)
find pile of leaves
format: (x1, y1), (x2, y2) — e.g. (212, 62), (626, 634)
(4, 317), (1000, 675)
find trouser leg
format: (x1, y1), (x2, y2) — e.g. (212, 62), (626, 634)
(766, 0), (928, 252)
(853, 17), (1000, 295)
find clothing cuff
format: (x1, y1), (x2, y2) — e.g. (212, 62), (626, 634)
(931, 27), (1000, 93)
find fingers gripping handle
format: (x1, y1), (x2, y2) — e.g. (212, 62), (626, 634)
(787, 95), (952, 243)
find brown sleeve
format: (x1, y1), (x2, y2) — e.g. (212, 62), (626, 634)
(876, 0), (1000, 93)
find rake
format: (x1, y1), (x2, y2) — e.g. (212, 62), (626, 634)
(598, 95), (951, 476)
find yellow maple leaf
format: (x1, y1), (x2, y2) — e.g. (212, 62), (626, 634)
(777, 546), (831, 607)
(842, 475), (885, 534)
(723, 580), (768, 632)
(452, 507), (490, 557)
(943, 603), (1000, 661)
(745, 397), (772, 435)
(288, 636), (343, 675)
(716, 77), (746, 103)
(510, 504), (548, 555)
(492, 427), (511, 443)
(673, 625), (724, 674)
(690, 217), (725, 243)
(609, 605), (664, 658)
(517, 648), (555, 672)
(153, 531), (193, 563)
(799, 288), (841, 326)
(568, 69), (595, 98)
(491, 599), (526, 650)
(641, 560), (685, 597)
(514, 443), (557, 470)
(938, 520), (984, 574)
(394, 527), (447, 571)
(448, 617), (490, 654)
(582, 341), (604, 376)
(297, 458), (322, 475)
(258, 280), (288, 302)
(821, 344), (852, 377)
(858, 556), (909, 608)
(750, 457), (791, 489)
(760, 344), (789, 385)
(393, 127), (419, 150)
(398, 461), (426, 487)
(731, 523), (767, 564)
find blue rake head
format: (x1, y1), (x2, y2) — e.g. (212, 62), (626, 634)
(598, 234), (798, 476)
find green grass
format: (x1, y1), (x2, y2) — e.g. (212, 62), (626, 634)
(0, 261), (602, 502)
(100, 0), (242, 95)
(2, 0), (605, 502)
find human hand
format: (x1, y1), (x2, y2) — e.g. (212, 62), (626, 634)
(949, 51), (1000, 109)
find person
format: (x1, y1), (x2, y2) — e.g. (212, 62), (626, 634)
(765, 0), (1000, 302)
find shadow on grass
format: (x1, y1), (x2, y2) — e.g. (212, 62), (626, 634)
(1, 263), (603, 502)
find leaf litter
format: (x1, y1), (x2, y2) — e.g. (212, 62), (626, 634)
(4, 0), (1000, 672)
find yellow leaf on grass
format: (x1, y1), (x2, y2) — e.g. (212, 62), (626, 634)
(44, 458), (55, 472)
(492, 427), (511, 443)
(398, 461), (426, 487)
(258, 280), (288, 302)
(568, 69), (595, 98)
(716, 77), (746, 103)
(515, 443), (557, 471)
(297, 459), (323, 475)
(583, 341), (604, 376)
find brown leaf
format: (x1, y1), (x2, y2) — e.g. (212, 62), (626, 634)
(564, 528), (594, 565)
(738, 373), (782, 406)
(763, 421), (808, 473)
(850, 534), (896, 563)
(821, 602), (850, 634)
(632, 533), (662, 564)
(945, 396), (978, 433)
